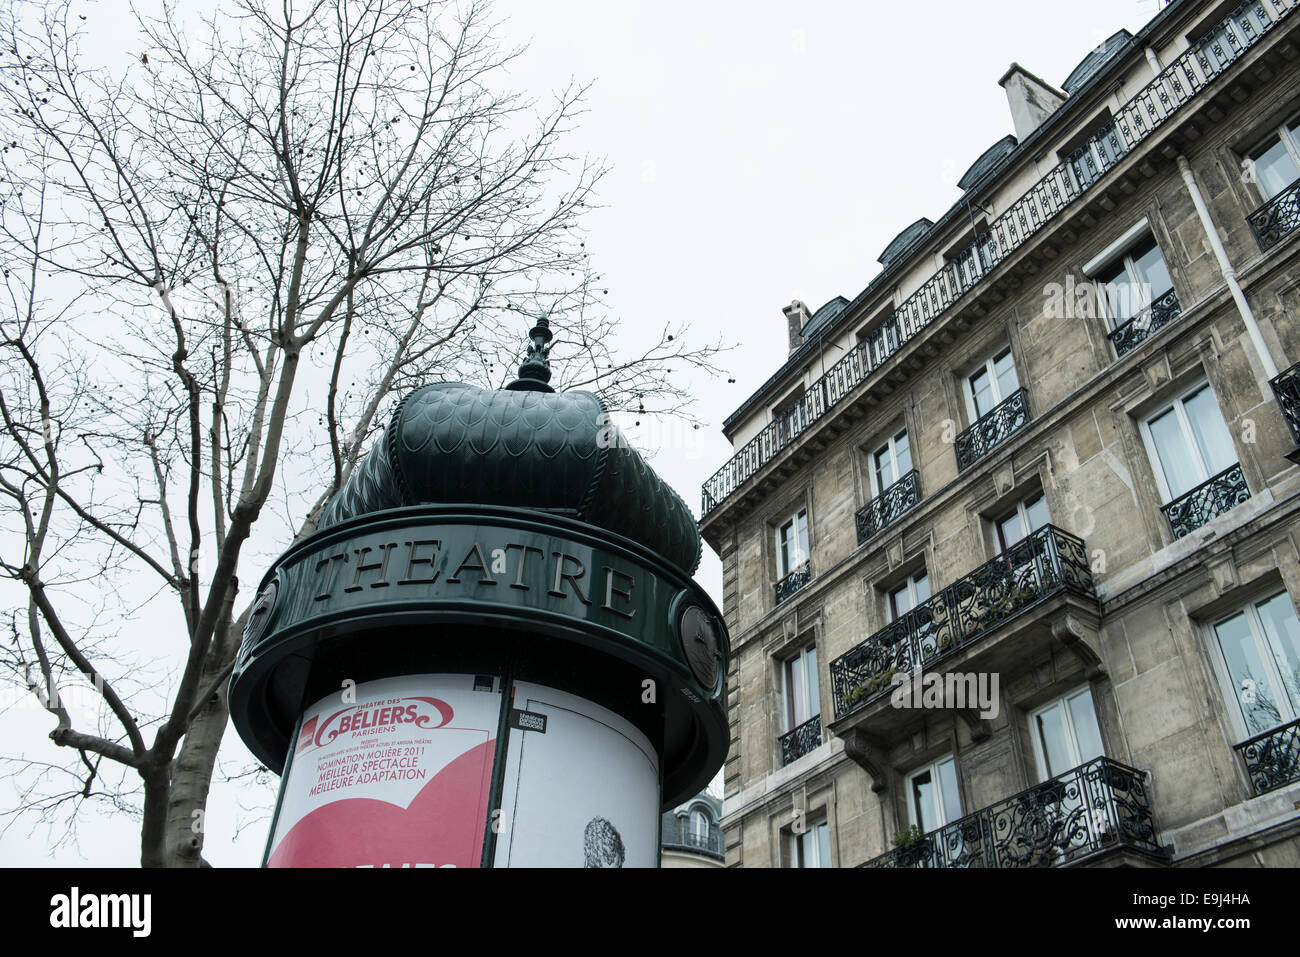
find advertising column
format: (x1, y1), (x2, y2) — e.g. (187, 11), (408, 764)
(266, 674), (502, 868)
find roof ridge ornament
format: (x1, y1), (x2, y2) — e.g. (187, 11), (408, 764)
(505, 313), (555, 393)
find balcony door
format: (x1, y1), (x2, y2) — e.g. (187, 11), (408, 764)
(1030, 687), (1105, 780)
(1094, 234), (1174, 331)
(995, 491), (1050, 552)
(1139, 381), (1237, 504)
(776, 508), (809, 580)
(908, 756), (962, 835)
(782, 643), (820, 734)
(790, 818), (831, 868)
(871, 429), (912, 497)
(965, 347), (1020, 423)
(1248, 115), (1300, 202)
(1209, 591), (1300, 740)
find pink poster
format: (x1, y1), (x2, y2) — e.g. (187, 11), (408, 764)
(267, 674), (500, 868)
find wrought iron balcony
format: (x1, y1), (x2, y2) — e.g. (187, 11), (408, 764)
(861, 758), (1161, 868)
(665, 828), (724, 857)
(778, 715), (822, 766)
(1160, 464), (1250, 539)
(855, 470), (921, 544)
(699, 0), (1295, 519)
(1271, 361), (1300, 450)
(1234, 717), (1300, 796)
(774, 561), (812, 605)
(954, 388), (1032, 472)
(1107, 288), (1183, 357)
(830, 525), (1094, 718)
(1247, 176), (1300, 251)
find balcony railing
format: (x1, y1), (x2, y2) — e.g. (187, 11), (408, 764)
(955, 389), (1032, 472)
(1160, 463), (1250, 539)
(1247, 175), (1300, 250)
(700, 0), (1296, 519)
(1234, 717), (1300, 796)
(855, 470), (921, 544)
(666, 829), (724, 857)
(1271, 361), (1300, 448)
(830, 525), (1094, 719)
(774, 561), (812, 605)
(861, 757), (1161, 868)
(778, 715), (823, 766)
(1108, 288), (1183, 356)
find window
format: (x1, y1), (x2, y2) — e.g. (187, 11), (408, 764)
(788, 818), (831, 868)
(888, 571), (931, 621)
(1209, 590), (1300, 739)
(907, 756), (962, 834)
(1030, 687), (1105, 780)
(1246, 115), (1300, 201)
(871, 429), (913, 496)
(782, 643), (820, 732)
(776, 508), (809, 580)
(995, 491), (1051, 552)
(965, 347), (1020, 422)
(1093, 234), (1174, 329)
(689, 809), (710, 841)
(1139, 381), (1237, 504)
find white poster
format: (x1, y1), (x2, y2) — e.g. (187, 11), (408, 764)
(492, 682), (660, 867)
(267, 673), (501, 868)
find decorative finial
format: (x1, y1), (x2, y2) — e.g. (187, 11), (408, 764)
(505, 313), (555, 393)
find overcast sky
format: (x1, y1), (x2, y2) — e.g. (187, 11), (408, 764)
(1, 0), (1164, 866)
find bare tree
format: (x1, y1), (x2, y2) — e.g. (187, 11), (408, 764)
(0, 0), (727, 866)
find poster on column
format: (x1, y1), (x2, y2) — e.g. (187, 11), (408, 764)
(493, 682), (660, 867)
(267, 673), (500, 868)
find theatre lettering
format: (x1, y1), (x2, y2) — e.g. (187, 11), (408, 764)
(311, 538), (637, 619)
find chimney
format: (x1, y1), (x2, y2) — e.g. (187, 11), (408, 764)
(783, 300), (811, 356)
(998, 63), (1067, 139)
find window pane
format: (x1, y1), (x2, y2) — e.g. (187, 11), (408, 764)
(1214, 611), (1286, 736)
(1025, 494), (1050, 535)
(1036, 703), (1072, 778)
(911, 769), (936, 831)
(1067, 691), (1105, 764)
(1148, 406), (1200, 498)
(998, 512), (1024, 550)
(874, 446), (894, 491)
(1252, 136), (1300, 198)
(1183, 386), (1236, 477)
(1256, 592), (1300, 718)
(913, 573), (931, 605)
(1132, 242), (1173, 300)
(895, 431), (912, 476)
(805, 646), (820, 717)
(1097, 260), (1134, 323)
(994, 349), (1019, 400)
(788, 656), (806, 726)
(890, 583), (911, 620)
(937, 758), (961, 825)
(970, 367), (994, 418)
(816, 821), (830, 868)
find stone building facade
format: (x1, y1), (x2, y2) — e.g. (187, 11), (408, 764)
(702, 0), (1300, 868)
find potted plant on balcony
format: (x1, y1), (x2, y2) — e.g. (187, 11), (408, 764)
(891, 825), (923, 849)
